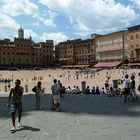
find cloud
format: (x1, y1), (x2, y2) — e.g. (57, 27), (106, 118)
(0, 13), (19, 39)
(40, 32), (69, 44)
(24, 29), (38, 39)
(44, 19), (56, 27)
(40, 0), (137, 35)
(131, 0), (140, 8)
(2, 0), (39, 17)
(0, 13), (38, 40)
(48, 10), (58, 18)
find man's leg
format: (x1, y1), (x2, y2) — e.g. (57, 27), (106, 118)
(11, 103), (16, 131)
(133, 89), (138, 100)
(52, 96), (56, 110)
(18, 112), (22, 124)
(11, 113), (16, 127)
(18, 103), (23, 126)
(123, 90), (127, 102)
(130, 89), (135, 101)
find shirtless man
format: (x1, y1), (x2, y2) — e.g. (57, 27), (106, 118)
(7, 79), (24, 132)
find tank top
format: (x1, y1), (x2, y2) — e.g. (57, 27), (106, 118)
(12, 86), (23, 103)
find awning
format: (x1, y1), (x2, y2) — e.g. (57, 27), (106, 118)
(94, 61), (122, 68)
(61, 65), (89, 68)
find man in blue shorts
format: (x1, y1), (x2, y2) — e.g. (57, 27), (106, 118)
(7, 79), (24, 132)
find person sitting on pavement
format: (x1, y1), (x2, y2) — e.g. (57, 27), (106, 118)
(65, 86), (71, 94)
(95, 86), (100, 95)
(85, 86), (91, 95)
(100, 87), (106, 95)
(108, 86), (115, 97)
(75, 86), (81, 94)
(91, 86), (96, 94)
(71, 86), (77, 94)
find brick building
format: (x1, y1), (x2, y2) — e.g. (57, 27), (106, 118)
(128, 25), (140, 65)
(55, 37), (96, 66)
(0, 27), (54, 68)
(95, 30), (129, 67)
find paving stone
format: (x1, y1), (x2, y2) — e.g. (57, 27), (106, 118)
(0, 94), (140, 140)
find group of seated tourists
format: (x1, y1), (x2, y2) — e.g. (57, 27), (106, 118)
(64, 85), (123, 97)
(65, 86), (81, 94)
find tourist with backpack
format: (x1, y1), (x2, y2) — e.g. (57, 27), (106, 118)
(32, 81), (43, 110)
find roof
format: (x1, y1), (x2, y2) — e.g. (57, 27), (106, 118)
(94, 61), (122, 68)
(127, 24), (140, 30)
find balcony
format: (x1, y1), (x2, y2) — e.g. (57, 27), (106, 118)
(97, 46), (122, 52)
(98, 56), (123, 61)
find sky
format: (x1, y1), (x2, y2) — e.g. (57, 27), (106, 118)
(0, 0), (140, 45)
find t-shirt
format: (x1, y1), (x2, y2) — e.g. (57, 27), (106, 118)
(51, 83), (59, 95)
(11, 86), (24, 103)
(130, 80), (135, 89)
(124, 78), (130, 88)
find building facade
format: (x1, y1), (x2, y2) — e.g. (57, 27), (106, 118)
(55, 38), (96, 66)
(96, 30), (129, 64)
(128, 25), (140, 63)
(0, 28), (54, 68)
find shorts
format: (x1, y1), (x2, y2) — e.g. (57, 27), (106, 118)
(52, 95), (60, 104)
(11, 103), (23, 113)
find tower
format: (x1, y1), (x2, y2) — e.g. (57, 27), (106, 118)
(18, 27), (24, 39)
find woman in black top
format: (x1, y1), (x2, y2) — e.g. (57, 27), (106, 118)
(130, 75), (138, 101)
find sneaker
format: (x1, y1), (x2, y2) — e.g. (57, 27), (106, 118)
(18, 123), (22, 127)
(11, 127), (16, 132)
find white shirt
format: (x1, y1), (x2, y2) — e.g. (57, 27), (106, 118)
(124, 78), (130, 88)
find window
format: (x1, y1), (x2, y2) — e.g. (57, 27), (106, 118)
(136, 44), (139, 47)
(131, 35), (133, 40)
(136, 34), (139, 39)
(131, 51), (134, 57)
(131, 45), (133, 48)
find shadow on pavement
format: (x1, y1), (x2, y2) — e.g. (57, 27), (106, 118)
(0, 93), (140, 118)
(16, 125), (40, 132)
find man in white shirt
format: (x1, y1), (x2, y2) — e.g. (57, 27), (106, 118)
(51, 79), (60, 111)
(123, 74), (135, 102)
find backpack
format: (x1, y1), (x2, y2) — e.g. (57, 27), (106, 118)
(32, 86), (36, 92)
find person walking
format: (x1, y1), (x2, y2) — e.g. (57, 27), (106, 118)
(51, 79), (60, 111)
(130, 75), (138, 101)
(58, 80), (64, 98)
(123, 74), (135, 102)
(7, 79), (24, 132)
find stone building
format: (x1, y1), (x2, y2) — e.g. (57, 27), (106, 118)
(95, 30), (129, 67)
(0, 28), (54, 68)
(55, 38), (96, 66)
(128, 25), (140, 64)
